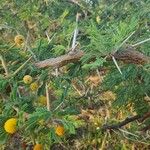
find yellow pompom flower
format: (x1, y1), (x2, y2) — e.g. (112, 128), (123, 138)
(96, 16), (101, 24)
(33, 144), (43, 150)
(38, 119), (45, 126)
(30, 82), (39, 91)
(14, 35), (24, 46)
(55, 125), (65, 136)
(23, 75), (32, 84)
(4, 118), (17, 134)
(38, 95), (47, 106)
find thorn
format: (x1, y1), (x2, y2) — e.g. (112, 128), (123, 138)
(112, 56), (123, 75)
(71, 12), (81, 53)
(46, 83), (50, 111)
(55, 68), (59, 77)
(114, 31), (135, 53)
(132, 38), (150, 47)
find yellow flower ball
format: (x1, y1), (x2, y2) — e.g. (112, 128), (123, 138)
(96, 16), (101, 24)
(55, 125), (65, 136)
(23, 75), (32, 84)
(38, 119), (45, 126)
(33, 144), (43, 150)
(14, 35), (25, 46)
(30, 82), (39, 91)
(38, 95), (47, 106)
(4, 118), (17, 134)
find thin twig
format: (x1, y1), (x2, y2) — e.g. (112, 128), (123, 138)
(72, 84), (83, 96)
(45, 31), (51, 43)
(45, 32), (56, 44)
(102, 114), (141, 131)
(53, 101), (64, 111)
(119, 129), (139, 138)
(100, 132), (107, 150)
(96, 69), (101, 79)
(26, 31), (38, 61)
(120, 130), (149, 145)
(7, 44), (16, 51)
(13, 56), (32, 77)
(2, 56), (32, 79)
(0, 55), (9, 76)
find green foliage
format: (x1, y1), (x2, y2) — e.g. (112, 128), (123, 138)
(0, 0), (150, 149)
(103, 64), (150, 114)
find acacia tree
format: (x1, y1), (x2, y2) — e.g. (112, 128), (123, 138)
(0, 0), (150, 149)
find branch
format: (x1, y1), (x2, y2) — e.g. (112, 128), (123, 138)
(102, 110), (150, 132)
(34, 50), (84, 68)
(138, 112), (150, 123)
(34, 46), (150, 69)
(112, 46), (150, 64)
(102, 115), (141, 131)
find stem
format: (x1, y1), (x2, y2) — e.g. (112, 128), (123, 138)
(2, 56), (32, 79)
(25, 31), (38, 61)
(0, 55), (9, 76)
(12, 56), (32, 77)
(102, 114), (141, 131)
(100, 133), (107, 150)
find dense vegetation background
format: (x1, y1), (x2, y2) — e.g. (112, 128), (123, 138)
(0, 0), (150, 149)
